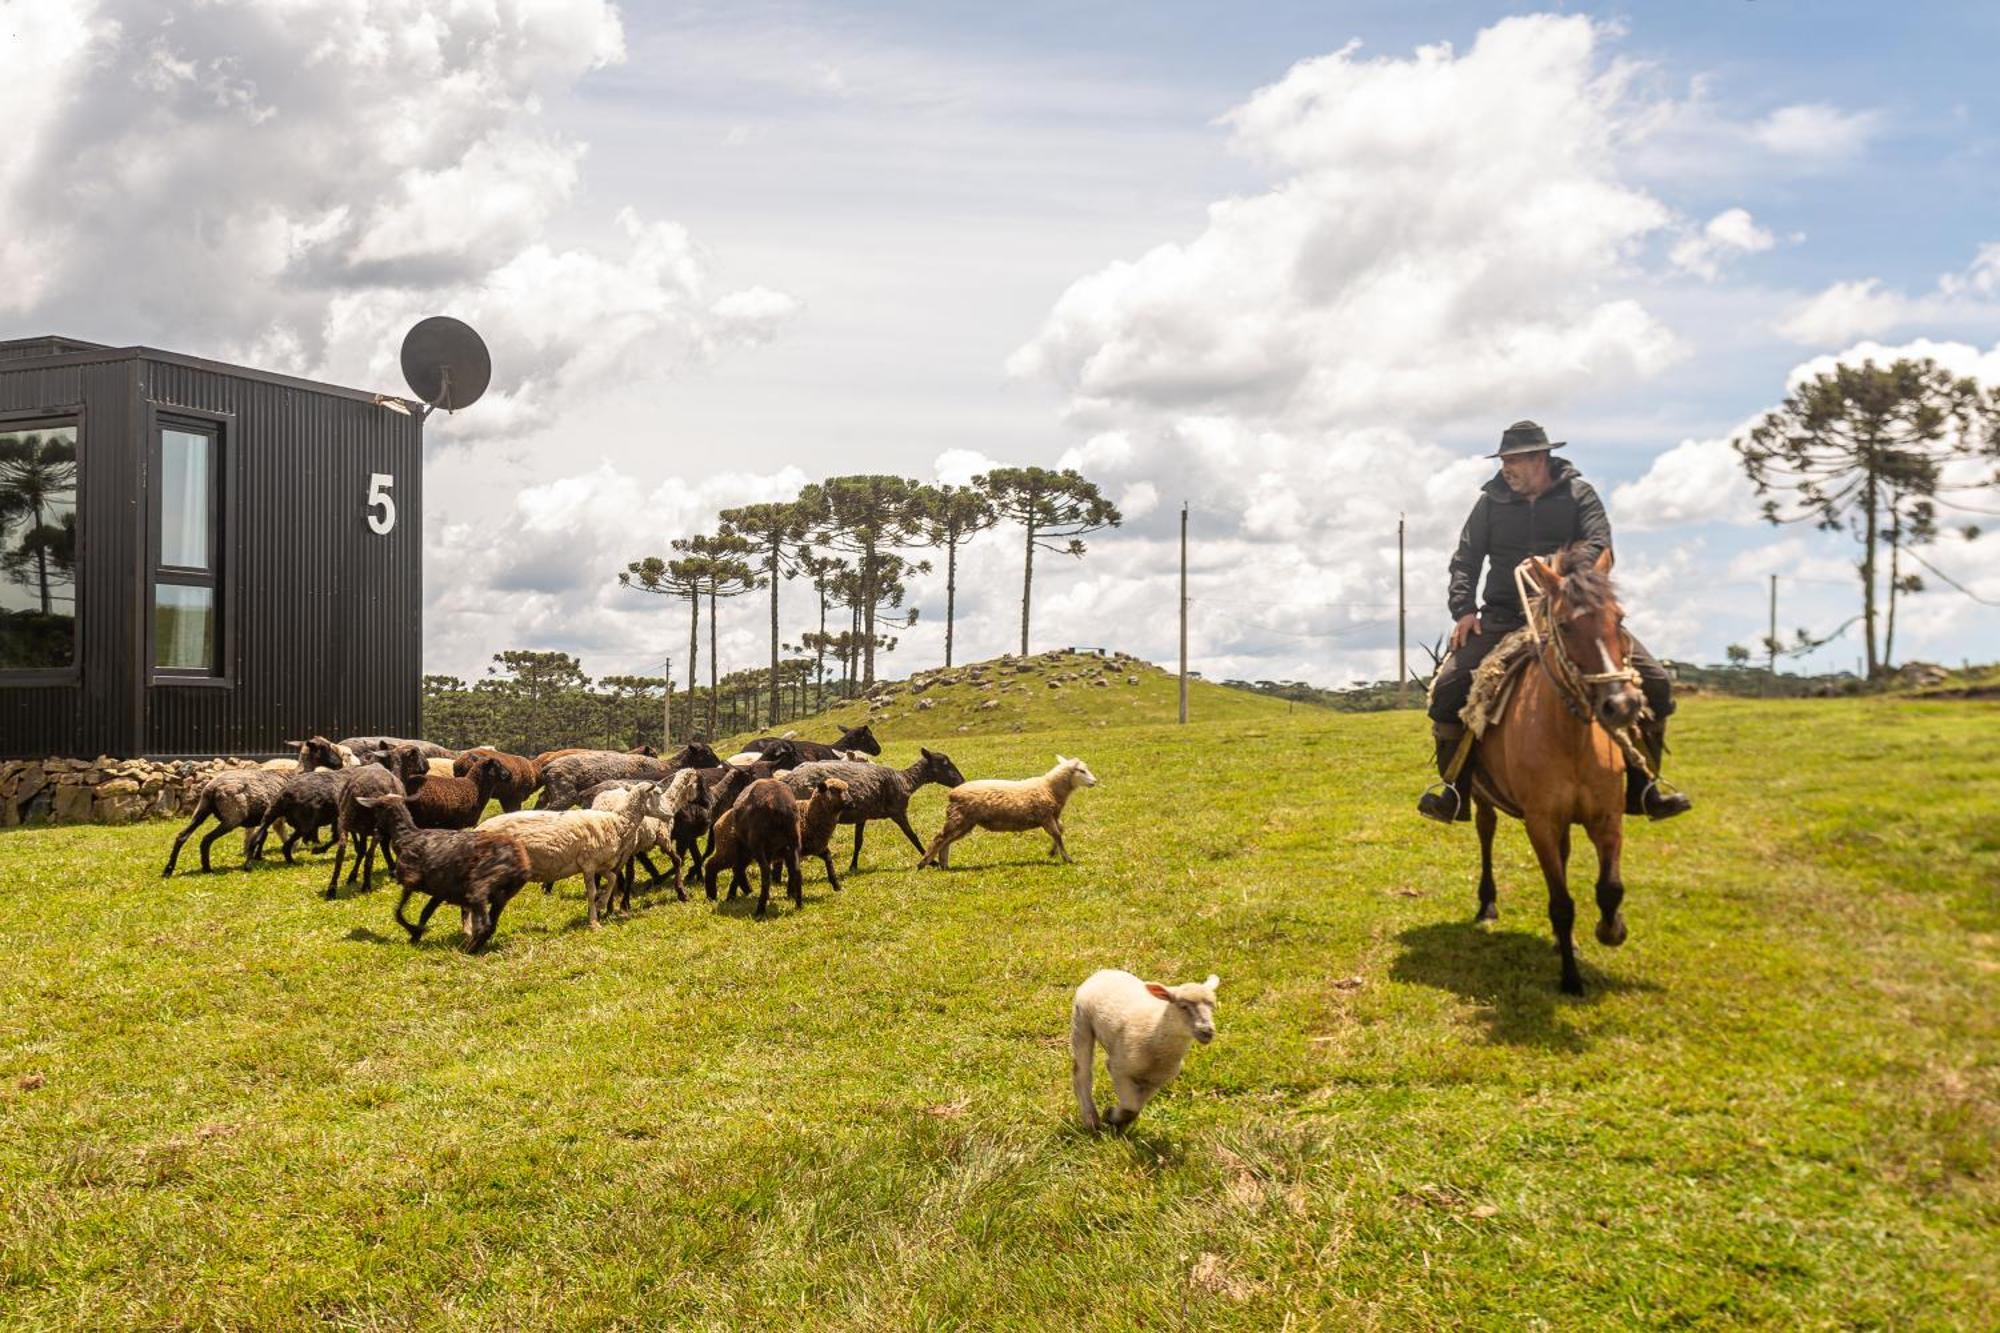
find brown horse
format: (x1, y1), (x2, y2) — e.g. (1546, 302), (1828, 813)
(1468, 546), (1645, 996)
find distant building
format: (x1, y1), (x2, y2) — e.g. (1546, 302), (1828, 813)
(0, 337), (422, 758)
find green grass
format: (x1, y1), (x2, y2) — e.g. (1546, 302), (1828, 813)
(2, 652), (1996, 1328)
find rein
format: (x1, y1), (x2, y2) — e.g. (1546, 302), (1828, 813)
(1512, 560), (1641, 726)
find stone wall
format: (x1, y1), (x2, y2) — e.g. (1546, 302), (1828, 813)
(0, 757), (267, 828)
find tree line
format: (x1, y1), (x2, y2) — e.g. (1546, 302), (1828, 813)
(618, 468), (1122, 736)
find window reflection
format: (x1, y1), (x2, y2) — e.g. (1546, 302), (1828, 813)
(154, 584), (215, 671)
(0, 422), (79, 671)
(159, 428), (210, 569)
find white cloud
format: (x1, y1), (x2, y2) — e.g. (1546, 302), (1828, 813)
(0, 0), (788, 441)
(1609, 433), (1759, 531)
(1011, 15), (1684, 432)
(1669, 207), (1777, 280)
(1779, 245), (2000, 345)
(1749, 102), (1881, 162)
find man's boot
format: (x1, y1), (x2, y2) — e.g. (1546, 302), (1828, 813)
(1418, 725), (1471, 824)
(1626, 721), (1692, 820)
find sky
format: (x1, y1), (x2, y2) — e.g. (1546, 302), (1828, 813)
(6, 0), (1999, 688)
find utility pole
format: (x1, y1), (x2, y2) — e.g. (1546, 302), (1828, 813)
(1179, 501), (1189, 725)
(1397, 515), (1408, 703)
(662, 655), (673, 749)
(1768, 576), (1778, 679)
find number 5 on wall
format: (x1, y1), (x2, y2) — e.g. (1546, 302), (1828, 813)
(366, 472), (396, 535)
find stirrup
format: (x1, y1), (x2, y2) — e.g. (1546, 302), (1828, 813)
(1639, 776), (1691, 821)
(1418, 780), (1463, 825)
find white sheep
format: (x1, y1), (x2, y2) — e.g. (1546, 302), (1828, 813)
(1070, 969), (1219, 1131)
(479, 781), (670, 926)
(918, 754), (1097, 869)
(424, 756), (458, 779)
(590, 769), (702, 902)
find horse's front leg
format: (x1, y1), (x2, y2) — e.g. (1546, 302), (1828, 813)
(1474, 798), (1499, 923)
(1525, 816), (1583, 996)
(1589, 814), (1626, 947)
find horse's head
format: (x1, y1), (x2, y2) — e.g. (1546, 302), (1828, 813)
(1526, 546), (1644, 731)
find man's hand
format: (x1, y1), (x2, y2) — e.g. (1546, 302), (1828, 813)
(1449, 612), (1482, 651)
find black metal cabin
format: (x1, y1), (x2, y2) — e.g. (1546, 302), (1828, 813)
(0, 336), (423, 759)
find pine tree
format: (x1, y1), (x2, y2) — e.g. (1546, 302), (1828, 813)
(910, 482), (1000, 667)
(720, 489), (823, 726)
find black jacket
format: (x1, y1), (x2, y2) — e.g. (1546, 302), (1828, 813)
(1446, 457), (1611, 628)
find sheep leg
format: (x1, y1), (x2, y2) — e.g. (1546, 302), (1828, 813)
(324, 825), (349, 899)
(787, 851), (803, 909)
(394, 888), (426, 941)
(162, 799), (215, 876)
(1105, 1070), (1155, 1130)
(754, 858), (773, 918)
(1044, 818), (1070, 864)
(849, 820), (866, 872)
(890, 811), (927, 857)
(279, 825), (304, 865)
(1070, 1013), (1100, 1131)
(197, 823), (230, 873)
(818, 850), (841, 891)
(665, 848), (688, 902)
(244, 811), (278, 867)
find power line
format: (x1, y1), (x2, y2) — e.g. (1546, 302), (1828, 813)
(1903, 547), (2000, 607)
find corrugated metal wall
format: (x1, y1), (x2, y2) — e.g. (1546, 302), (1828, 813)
(0, 349), (423, 760)
(0, 357), (137, 758)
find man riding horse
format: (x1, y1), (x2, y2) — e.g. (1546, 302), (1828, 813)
(1418, 420), (1692, 824)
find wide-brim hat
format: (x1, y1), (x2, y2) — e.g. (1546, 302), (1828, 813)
(1490, 419), (1566, 457)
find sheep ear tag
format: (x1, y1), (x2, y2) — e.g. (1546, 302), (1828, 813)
(1145, 983), (1173, 1002)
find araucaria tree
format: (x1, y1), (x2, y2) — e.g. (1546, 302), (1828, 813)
(976, 466), (1122, 655)
(687, 530), (760, 737)
(620, 555), (708, 732)
(911, 482), (999, 667)
(721, 489), (823, 725)
(1733, 357), (1998, 676)
(814, 475), (927, 685)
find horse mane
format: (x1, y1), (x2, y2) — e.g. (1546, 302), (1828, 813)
(1554, 544), (1616, 614)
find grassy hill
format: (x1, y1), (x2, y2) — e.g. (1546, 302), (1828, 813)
(0, 657), (1995, 1327)
(717, 647), (1297, 751)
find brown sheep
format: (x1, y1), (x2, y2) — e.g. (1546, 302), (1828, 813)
(454, 746), (540, 812)
(705, 777), (849, 901)
(391, 746), (509, 829)
(704, 778), (803, 917)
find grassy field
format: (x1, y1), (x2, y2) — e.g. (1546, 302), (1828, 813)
(1, 652), (1996, 1328)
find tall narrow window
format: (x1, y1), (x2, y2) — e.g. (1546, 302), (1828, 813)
(153, 421), (220, 676)
(0, 419), (79, 673)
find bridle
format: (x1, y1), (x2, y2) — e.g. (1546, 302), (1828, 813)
(1514, 559), (1639, 726)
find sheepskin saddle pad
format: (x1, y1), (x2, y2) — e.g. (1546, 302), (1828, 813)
(1456, 627), (1537, 738)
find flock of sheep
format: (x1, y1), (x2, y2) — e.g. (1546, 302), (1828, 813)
(152, 721), (1215, 1129)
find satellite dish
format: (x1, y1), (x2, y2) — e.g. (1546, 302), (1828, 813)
(399, 316), (491, 414)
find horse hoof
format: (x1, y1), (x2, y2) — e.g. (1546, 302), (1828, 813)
(1596, 916), (1627, 947)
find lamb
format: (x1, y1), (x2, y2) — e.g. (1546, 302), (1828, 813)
(324, 758), (407, 898)
(385, 745), (512, 830)
(354, 793), (532, 951)
(479, 781), (671, 926)
(919, 755), (1098, 869)
(1070, 970), (1220, 1131)
(162, 767), (292, 876)
(741, 722), (879, 763)
(698, 778), (802, 917)
(780, 748), (966, 870)
(705, 777), (849, 902)
(536, 741), (722, 811)
(587, 768), (704, 905)
(671, 764), (757, 881)
(453, 746), (540, 812)
(243, 736), (355, 866)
